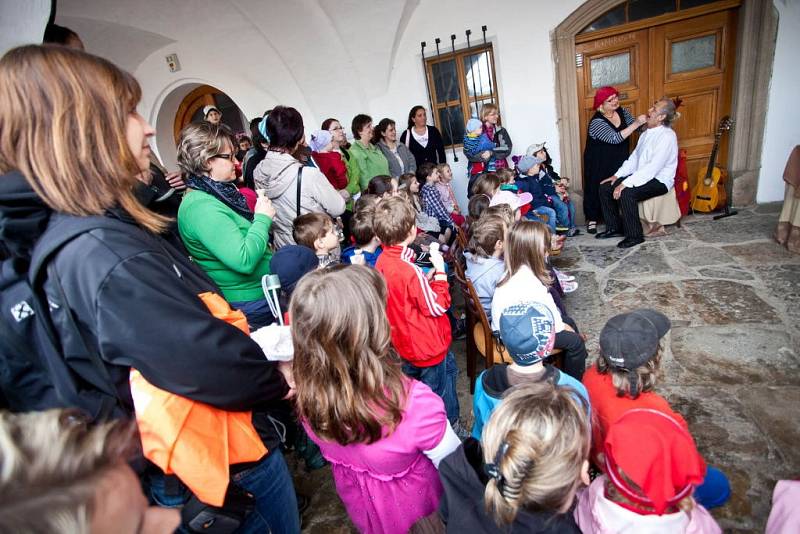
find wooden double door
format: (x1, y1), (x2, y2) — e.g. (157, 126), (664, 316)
(576, 8), (738, 192)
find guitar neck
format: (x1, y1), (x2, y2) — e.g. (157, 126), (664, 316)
(704, 135), (722, 180)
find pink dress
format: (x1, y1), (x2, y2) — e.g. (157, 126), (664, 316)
(304, 379), (447, 534)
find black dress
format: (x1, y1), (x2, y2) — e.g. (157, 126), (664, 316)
(399, 125), (446, 167)
(583, 108), (633, 222)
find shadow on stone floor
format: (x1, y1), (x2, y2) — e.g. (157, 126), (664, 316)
(293, 204), (798, 533)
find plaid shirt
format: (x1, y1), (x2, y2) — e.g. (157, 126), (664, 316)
(420, 183), (454, 229)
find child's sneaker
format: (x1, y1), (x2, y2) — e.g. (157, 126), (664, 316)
(554, 268), (575, 282)
(560, 279), (579, 293)
(567, 227), (580, 237)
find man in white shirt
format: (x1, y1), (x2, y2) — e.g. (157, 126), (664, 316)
(596, 98), (679, 248)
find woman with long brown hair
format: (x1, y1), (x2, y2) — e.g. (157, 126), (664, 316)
(292, 265), (460, 534)
(0, 45), (299, 532)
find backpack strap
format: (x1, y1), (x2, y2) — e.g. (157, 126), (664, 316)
(295, 166), (303, 219)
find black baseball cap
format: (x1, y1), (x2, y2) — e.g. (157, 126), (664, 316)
(599, 309), (671, 370)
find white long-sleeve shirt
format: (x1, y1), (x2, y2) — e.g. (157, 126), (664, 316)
(615, 125), (678, 189)
(491, 265), (565, 333)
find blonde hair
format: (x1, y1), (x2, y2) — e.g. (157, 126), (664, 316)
(498, 220), (552, 287)
(291, 265), (407, 445)
(482, 382), (590, 525)
(0, 410), (138, 533)
(596, 344), (663, 399)
(373, 195), (416, 246)
(482, 204), (514, 228)
(480, 103), (500, 122)
(176, 122), (236, 177)
(0, 45), (167, 233)
(436, 162), (451, 177)
(605, 468), (695, 513)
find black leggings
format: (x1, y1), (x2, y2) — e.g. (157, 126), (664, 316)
(554, 329), (587, 381)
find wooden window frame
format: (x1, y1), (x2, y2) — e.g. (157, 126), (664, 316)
(424, 43), (499, 149)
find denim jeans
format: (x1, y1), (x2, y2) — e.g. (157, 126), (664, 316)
(528, 206), (557, 233)
(551, 196), (575, 229)
(402, 351), (460, 424)
(229, 297), (276, 330)
(231, 449), (300, 534)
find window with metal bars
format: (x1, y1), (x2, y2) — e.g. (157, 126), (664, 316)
(424, 44), (498, 148)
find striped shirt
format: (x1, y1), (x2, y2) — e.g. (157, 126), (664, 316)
(588, 108), (634, 145)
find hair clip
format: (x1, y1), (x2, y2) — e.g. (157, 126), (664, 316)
(484, 440), (510, 485)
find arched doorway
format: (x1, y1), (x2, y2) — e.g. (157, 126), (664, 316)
(173, 85), (249, 143)
(552, 0), (778, 218)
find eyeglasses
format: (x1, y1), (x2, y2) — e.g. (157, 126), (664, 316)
(212, 153), (235, 161)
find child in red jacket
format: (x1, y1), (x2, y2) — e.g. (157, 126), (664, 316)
(374, 196), (461, 430)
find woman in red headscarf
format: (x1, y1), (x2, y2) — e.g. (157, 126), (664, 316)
(582, 86), (646, 234)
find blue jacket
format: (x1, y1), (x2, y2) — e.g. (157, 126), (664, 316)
(537, 167), (559, 197)
(472, 363), (590, 440)
(516, 172), (550, 208)
(341, 245), (382, 267)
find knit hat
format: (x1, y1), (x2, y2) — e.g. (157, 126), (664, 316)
(593, 86), (619, 110)
(466, 118), (482, 132)
(203, 105), (221, 118)
(489, 190), (533, 211)
(516, 155), (544, 174)
(526, 142), (546, 157)
(498, 302), (556, 366)
(269, 245), (318, 295)
(604, 409), (706, 515)
(599, 309), (671, 372)
(309, 130), (332, 153)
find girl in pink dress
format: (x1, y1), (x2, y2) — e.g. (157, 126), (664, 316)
(291, 265), (460, 534)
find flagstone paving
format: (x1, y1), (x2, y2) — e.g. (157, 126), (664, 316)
(294, 203), (799, 533)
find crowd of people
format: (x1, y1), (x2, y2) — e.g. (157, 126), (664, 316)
(0, 35), (797, 534)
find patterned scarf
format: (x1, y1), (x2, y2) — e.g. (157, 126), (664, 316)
(185, 174), (253, 222)
(483, 123), (496, 142)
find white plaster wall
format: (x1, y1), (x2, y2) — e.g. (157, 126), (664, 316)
(0, 0), (50, 56)
(758, 0), (800, 203)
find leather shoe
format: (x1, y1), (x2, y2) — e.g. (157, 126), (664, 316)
(595, 230), (624, 239)
(617, 237), (644, 248)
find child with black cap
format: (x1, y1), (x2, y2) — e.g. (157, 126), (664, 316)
(583, 308), (731, 511)
(471, 301), (589, 440)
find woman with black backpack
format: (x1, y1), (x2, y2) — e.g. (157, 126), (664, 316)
(0, 44), (300, 533)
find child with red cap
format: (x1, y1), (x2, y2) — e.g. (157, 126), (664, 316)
(574, 408), (722, 533)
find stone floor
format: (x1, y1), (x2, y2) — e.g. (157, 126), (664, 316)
(293, 203), (800, 533)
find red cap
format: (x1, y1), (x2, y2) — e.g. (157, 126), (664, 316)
(603, 409), (706, 515)
(593, 86), (619, 110)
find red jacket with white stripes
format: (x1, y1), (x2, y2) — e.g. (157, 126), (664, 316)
(375, 245), (452, 367)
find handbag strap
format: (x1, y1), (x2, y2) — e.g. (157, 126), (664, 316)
(295, 166), (303, 219)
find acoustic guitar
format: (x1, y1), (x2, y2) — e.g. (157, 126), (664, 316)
(691, 116), (734, 213)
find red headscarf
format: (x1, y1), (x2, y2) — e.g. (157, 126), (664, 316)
(593, 86), (619, 111)
(603, 409), (706, 515)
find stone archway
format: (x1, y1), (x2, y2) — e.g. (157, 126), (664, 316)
(551, 0), (778, 220)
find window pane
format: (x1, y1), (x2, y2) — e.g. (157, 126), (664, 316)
(580, 4), (626, 34)
(463, 51), (494, 98)
(432, 60), (460, 103)
(671, 34), (716, 73)
(628, 0), (676, 22)
(590, 52), (630, 89)
(680, 0), (719, 8)
(438, 106), (465, 146)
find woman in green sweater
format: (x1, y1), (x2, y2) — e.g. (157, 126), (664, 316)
(348, 114), (390, 191)
(177, 122), (277, 328)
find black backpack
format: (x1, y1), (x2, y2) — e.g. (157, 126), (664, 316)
(0, 216), (122, 418)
